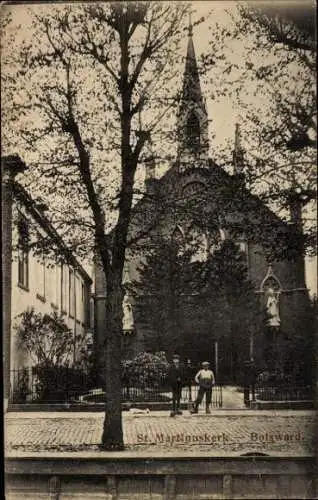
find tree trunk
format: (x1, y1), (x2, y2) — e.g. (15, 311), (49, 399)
(101, 279), (124, 450)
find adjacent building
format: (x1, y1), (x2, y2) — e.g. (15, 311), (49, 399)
(2, 155), (92, 409)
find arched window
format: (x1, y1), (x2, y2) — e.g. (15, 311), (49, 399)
(260, 265), (282, 293)
(208, 228), (226, 255)
(235, 233), (248, 257)
(182, 181), (205, 199)
(171, 225), (184, 246)
(187, 227), (209, 262)
(186, 111), (200, 150)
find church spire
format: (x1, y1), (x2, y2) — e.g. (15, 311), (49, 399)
(177, 16), (209, 169)
(181, 16), (205, 111)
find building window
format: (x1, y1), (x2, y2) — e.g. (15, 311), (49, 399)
(186, 111), (200, 150)
(89, 296), (94, 329)
(69, 269), (75, 317)
(182, 181), (205, 199)
(17, 215), (29, 289)
(238, 241), (247, 253)
(208, 227), (225, 256)
(36, 252), (46, 301)
(171, 225), (184, 247)
(187, 227), (209, 262)
(54, 264), (60, 308)
(61, 263), (68, 313)
(75, 275), (81, 321)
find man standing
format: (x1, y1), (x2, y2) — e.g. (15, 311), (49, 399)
(168, 354), (184, 417)
(191, 361), (215, 414)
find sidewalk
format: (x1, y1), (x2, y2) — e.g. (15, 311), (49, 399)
(5, 409), (316, 456)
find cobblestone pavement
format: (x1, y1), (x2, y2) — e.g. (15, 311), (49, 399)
(5, 410), (316, 455)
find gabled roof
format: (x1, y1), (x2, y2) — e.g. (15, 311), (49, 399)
(128, 157), (296, 256)
(132, 158), (289, 226)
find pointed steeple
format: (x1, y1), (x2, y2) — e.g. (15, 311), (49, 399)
(177, 16), (209, 169)
(182, 16), (202, 105)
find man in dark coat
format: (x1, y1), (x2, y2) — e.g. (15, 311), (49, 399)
(168, 354), (184, 417)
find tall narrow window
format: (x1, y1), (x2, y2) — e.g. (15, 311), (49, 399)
(54, 264), (60, 308)
(17, 215), (29, 288)
(61, 264), (65, 312)
(187, 227), (209, 262)
(69, 269), (75, 317)
(186, 111), (200, 150)
(75, 275), (81, 321)
(36, 251), (46, 300)
(61, 264), (68, 313)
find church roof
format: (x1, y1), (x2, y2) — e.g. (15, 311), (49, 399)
(129, 158), (292, 241)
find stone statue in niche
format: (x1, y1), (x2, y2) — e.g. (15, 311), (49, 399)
(123, 293), (134, 333)
(265, 286), (281, 327)
(260, 266), (282, 328)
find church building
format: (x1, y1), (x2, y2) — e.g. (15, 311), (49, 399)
(94, 25), (313, 384)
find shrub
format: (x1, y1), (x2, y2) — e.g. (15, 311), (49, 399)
(121, 351), (169, 388)
(33, 364), (94, 402)
(15, 308), (74, 367)
(14, 308), (95, 402)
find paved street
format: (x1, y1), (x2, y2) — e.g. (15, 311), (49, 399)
(5, 410), (316, 456)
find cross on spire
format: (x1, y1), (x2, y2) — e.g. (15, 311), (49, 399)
(188, 12), (193, 37)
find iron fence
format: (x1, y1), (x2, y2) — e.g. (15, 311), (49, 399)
(255, 383), (314, 402)
(10, 368), (222, 407)
(10, 367), (94, 403)
(121, 384), (223, 408)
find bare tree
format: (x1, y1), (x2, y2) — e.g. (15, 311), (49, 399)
(212, 3), (317, 253)
(2, 1), (190, 450)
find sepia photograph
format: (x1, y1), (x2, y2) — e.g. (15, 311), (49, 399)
(2, 1), (317, 498)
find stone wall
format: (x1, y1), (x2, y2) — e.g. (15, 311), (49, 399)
(5, 455), (316, 499)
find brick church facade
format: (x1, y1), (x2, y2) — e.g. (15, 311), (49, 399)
(94, 27), (312, 383)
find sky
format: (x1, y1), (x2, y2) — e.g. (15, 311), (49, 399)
(2, 1), (317, 295)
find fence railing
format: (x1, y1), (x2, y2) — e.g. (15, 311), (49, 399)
(10, 367), (94, 404)
(255, 383), (314, 402)
(122, 384), (223, 407)
(9, 368), (223, 407)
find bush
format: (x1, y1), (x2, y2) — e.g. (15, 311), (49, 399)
(33, 364), (94, 402)
(121, 351), (169, 388)
(15, 308), (74, 367)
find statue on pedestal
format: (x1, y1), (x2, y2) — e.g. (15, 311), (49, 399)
(266, 287), (281, 327)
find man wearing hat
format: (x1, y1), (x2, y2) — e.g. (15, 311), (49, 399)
(168, 354), (184, 417)
(190, 361), (215, 414)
